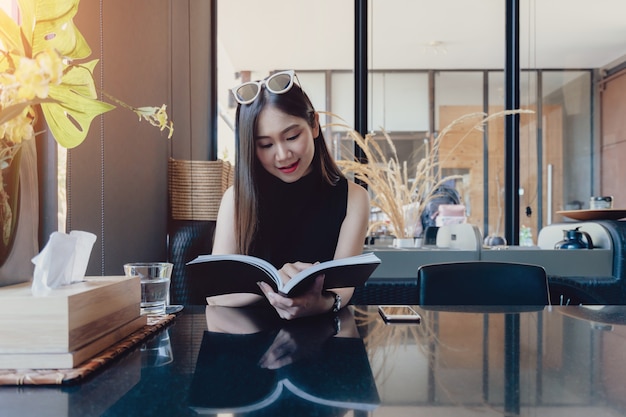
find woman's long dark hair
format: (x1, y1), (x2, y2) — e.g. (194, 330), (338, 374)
(233, 81), (344, 254)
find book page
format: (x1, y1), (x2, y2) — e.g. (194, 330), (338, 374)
(189, 254), (282, 288)
(281, 253), (381, 295)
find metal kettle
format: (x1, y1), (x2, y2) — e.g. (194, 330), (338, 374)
(554, 227), (594, 250)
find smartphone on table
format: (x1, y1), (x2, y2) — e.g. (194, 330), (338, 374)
(378, 305), (421, 324)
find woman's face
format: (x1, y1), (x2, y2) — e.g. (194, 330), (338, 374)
(254, 105), (319, 183)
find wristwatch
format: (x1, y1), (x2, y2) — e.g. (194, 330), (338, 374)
(328, 291), (342, 313)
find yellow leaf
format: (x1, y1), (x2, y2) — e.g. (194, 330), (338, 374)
(41, 93), (113, 149)
(61, 59), (101, 98)
(30, 0), (77, 20)
(41, 61), (114, 148)
(28, 0), (91, 59)
(16, 0), (36, 53)
(0, 8), (24, 56)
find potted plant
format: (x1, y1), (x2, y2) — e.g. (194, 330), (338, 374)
(335, 110), (531, 248)
(0, 0), (173, 273)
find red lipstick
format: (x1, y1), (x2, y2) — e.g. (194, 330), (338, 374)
(279, 160), (299, 174)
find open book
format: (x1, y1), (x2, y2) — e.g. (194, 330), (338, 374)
(188, 329), (380, 414)
(186, 252), (381, 297)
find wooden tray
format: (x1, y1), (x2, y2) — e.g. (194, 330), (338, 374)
(0, 314), (175, 385)
(557, 209), (626, 221)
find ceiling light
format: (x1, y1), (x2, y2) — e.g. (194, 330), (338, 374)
(422, 40), (448, 55)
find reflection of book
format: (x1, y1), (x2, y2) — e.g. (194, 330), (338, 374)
(189, 330), (380, 414)
(187, 252), (381, 297)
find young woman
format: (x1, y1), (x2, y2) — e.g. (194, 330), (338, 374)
(210, 70), (370, 320)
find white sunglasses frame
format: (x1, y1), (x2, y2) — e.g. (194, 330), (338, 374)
(230, 70), (296, 105)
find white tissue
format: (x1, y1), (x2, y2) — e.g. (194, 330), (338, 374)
(31, 231), (97, 296)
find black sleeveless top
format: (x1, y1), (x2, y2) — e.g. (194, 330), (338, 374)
(249, 168), (348, 269)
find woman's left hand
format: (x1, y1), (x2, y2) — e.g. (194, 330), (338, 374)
(257, 274), (328, 320)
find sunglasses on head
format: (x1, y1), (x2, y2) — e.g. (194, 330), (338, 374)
(230, 70), (297, 105)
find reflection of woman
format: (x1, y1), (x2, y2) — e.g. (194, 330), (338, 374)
(205, 305), (359, 339)
(205, 305), (358, 369)
(194, 306), (372, 417)
(204, 305), (360, 396)
(210, 70), (370, 320)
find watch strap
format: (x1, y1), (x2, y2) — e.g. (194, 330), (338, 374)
(328, 291), (341, 313)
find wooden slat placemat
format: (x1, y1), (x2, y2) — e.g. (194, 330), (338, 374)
(0, 314), (176, 386)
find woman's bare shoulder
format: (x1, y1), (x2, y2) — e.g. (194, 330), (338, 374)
(347, 180), (369, 207)
(223, 185), (234, 200)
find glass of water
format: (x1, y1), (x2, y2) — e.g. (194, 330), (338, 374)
(123, 262), (173, 315)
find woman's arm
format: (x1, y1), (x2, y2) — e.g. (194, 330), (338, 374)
(330, 181), (371, 306)
(212, 186), (237, 254)
(335, 181), (370, 257)
(208, 186), (264, 306)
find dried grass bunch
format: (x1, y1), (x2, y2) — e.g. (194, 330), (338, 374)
(333, 110), (532, 239)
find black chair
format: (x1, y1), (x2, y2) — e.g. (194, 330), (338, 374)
(167, 158), (233, 305)
(417, 261), (549, 307)
(168, 220), (217, 305)
(351, 278), (419, 305)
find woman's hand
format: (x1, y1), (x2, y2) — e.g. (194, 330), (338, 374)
(257, 328), (310, 369)
(276, 261), (316, 285)
(257, 274), (332, 320)
(257, 307), (358, 369)
(258, 321), (333, 369)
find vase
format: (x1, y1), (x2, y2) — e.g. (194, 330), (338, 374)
(392, 238), (416, 248)
(0, 148), (22, 265)
(0, 139), (38, 286)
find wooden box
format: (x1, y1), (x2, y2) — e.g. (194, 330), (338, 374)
(0, 276), (147, 369)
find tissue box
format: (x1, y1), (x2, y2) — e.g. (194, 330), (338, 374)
(0, 276), (146, 369)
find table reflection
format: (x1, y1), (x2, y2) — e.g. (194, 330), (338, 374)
(354, 305), (626, 416)
(2, 305), (626, 416)
(191, 306), (380, 415)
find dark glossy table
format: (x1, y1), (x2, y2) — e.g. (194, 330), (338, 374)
(2, 304), (626, 416)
